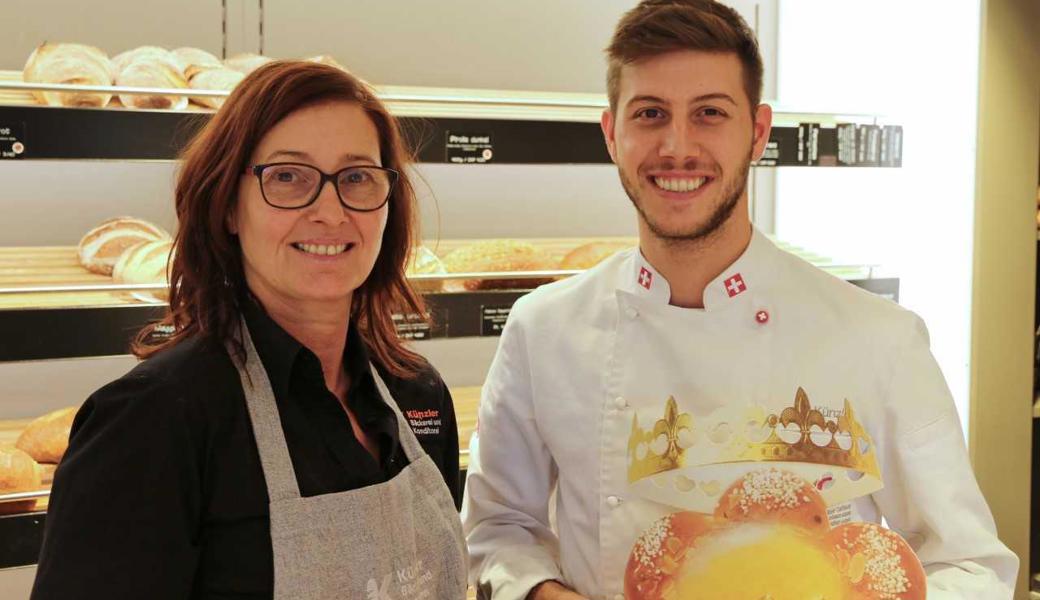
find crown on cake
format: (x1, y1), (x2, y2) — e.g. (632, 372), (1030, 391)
(627, 388), (880, 484)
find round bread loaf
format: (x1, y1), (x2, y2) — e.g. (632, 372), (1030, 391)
(224, 53), (274, 75)
(186, 67), (244, 108)
(406, 246), (446, 292)
(15, 406), (77, 464)
(624, 468), (925, 600)
(113, 47), (188, 110)
(559, 241), (633, 270)
(23, 42), (114, 107)
(440, 240), (557, 291)
(172, 47), (222, 73)
(0, 446), (42, 514)
(77, 217), (170, 276)
(113, 239), (174, 302)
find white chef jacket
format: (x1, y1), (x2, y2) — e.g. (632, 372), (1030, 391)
(461, 229), (1017, 600)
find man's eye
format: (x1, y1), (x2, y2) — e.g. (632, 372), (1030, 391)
(701, 107), (726, 118)
(636, 108), (665, 120)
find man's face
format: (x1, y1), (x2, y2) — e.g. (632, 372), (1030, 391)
(602, 50), (772, 243)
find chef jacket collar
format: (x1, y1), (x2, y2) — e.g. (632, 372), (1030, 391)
(619, 227), (778, 311)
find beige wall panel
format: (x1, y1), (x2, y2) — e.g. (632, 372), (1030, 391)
(0, 0), (224, 67)
(972, 0), (1040, 596)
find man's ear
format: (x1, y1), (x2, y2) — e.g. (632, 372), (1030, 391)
(601, 108), (619, 164)
(751, 103), (774, 162)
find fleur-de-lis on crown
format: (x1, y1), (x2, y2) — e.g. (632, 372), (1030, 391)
(653, 396), (693, 463)
(778, 387), (827, 441)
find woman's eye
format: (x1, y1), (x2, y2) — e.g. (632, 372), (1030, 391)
(276, 172), (296, 182)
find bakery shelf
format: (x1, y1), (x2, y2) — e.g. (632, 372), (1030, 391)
(0, 277), (898, 361)
(0, 77), (901, 166)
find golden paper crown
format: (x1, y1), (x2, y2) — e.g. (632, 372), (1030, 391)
(627, 388), (880, 484)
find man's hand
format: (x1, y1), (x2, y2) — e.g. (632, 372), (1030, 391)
(526, 580), (589, 600)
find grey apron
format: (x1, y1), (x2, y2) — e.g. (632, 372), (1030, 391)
(229, 321), (468, 600)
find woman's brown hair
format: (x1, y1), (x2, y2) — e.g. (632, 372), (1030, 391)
(133, 60), (428, 378)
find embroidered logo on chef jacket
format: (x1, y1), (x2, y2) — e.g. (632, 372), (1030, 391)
(405, 409), (441, 437)
(638, 267), (653, 290)
(724, 273), (747, 297)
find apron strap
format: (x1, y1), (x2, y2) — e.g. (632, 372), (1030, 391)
(229, 318), (302, 502)
(368, 364), (427, 463)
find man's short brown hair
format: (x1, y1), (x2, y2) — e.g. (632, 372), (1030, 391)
(606, 0), (764, 114)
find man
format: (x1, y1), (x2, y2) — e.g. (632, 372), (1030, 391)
(461, 1), (1018, 599)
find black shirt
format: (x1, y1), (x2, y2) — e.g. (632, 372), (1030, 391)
(31, 302), (460, 600)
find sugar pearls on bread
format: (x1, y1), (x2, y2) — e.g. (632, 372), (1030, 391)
(714, 467), (830, 532)
(825, 522), (926, 600)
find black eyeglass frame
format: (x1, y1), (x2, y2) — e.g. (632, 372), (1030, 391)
(244, 162), (399, 212)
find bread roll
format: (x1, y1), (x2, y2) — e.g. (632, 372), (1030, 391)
(624, 468), (925, 600)
(625, 512), (718, 600)
(112, 46), (170, 75)
(224, 53), (274, 75)
(114, 47), (188, 110)
(824, 522), (926, 600)
(187, 68), (244, 108)
(0, 446), (42, 514)
(440, 240), (557, 291)
(22, 42), (114, 107)
(15, 406), (77, 464)
(172, 47), (222, 73)
(714, 467), (830, 532)
(559, 241), (633, 270)
(113, 239), (174, 302)
(77, 217), (171, 276)
(406, 246), (446, 292)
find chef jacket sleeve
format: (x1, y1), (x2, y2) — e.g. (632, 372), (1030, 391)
(871, 315), (1018, 599)
(31, 371), (203, 600)
(461, 312), (565, 600)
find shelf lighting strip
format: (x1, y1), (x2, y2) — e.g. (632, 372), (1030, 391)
(0, 266), (876, 296)
(0, 489), (49, 504)
(0, 81), (608, 109)
(0, 81), (886, 123)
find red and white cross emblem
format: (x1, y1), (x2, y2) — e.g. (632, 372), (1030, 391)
(724, 274), (746, 298)
(638, 267), (653, 290)
(755, 310), (770, 324)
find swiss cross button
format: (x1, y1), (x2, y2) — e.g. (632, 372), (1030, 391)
(724, 274), (747, 297)
(755, 310), (770, 324)
(637, 267), (653, 290)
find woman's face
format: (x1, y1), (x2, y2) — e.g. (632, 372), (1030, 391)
(231, 100), (389, 313)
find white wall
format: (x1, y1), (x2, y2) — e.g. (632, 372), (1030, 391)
(772, 0), (981, 431)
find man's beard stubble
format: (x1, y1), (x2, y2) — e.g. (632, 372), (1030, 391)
(619, 150), (752, 247)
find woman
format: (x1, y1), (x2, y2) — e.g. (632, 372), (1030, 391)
(32, 61), (466, 599)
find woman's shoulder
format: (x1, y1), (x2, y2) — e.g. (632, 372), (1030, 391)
(89, 335), (241, 417)
(378, 355), (446, 394)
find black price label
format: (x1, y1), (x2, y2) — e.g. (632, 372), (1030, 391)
(480, 305), (511, 336)
(392, 308), (448, 340)
(0, 123), (26, 159)
(445, 131), (494, 164)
